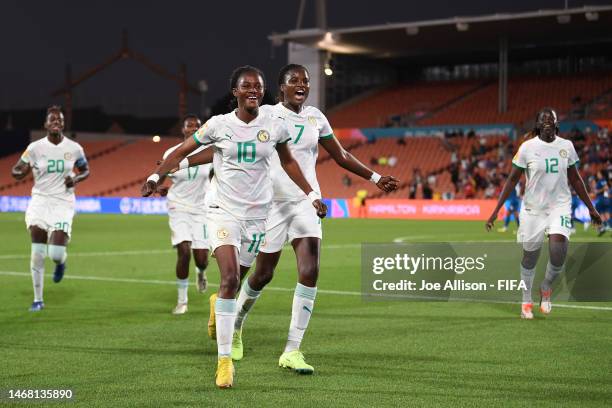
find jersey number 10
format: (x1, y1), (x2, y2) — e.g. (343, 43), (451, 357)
(237, 142), (256, 163)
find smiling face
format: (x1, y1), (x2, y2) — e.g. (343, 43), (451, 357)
(182, 117), (202, 140)
(281, 67), (310, 111)
(536, 109), (558, 142)
(44, 111), (65, 137)
(233, 71), (264, 114)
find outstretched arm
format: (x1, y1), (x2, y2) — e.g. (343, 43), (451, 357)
(276, 142), (327, 218)
(142, 136), (199, 197)
(183, 147), (214, 167)
(568, 165), (602, 225)
(485, 166), (523, 231)
(319, 136), (399, 192)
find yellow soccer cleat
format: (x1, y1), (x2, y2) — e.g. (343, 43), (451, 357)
(278, 350), (314, 375)
(208, 293), (217, 340)
(215, 356), (235, 388)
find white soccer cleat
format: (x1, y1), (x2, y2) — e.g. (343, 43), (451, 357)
(540, 289), (552, 315)
(521, 302), (534, 320)
(172, 303), (188, 315)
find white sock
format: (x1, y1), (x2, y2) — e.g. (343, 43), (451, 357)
(31, 243), (46, 302)
(177, 278), (188, 304)
(520, 264), (535, 303)
(541, 261), (563, 292)
(234, 280), (261, 331)
(215, 297), (236, 358)
(47, 244), (67, 264)
(285, 283), (317, 353)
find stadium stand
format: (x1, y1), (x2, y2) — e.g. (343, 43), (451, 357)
(0, 138), (178, 196)
(420, 73), (612, 126)
(324, 72), (612, 130)
(327, 80), (486, 128)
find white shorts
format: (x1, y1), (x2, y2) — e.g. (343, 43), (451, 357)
(206, 207), (266, 267)
(25, 195), (75, 238)
(260, 198), (322, 254)
(168, 210), (209, 249)
(517, 207), (572, 251)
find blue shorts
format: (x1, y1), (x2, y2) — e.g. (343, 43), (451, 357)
(595, 197), (610, 213)
(505, 198), (520, 213)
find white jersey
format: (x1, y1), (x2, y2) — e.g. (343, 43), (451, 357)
(163, 144), (211, 214)
(260, 103), (333, 201)
(512, 136), (579, 215)
(193, 110), (291, 220)
(20, 136), (87, 203)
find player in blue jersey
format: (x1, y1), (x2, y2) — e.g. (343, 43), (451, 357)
(498, 182), (521, 232)
(594, 171), (610, 236)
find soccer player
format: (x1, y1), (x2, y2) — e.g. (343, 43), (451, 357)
(142, 65), (326, 388)
(227, 64), (398, 372)
(486, 108), (601, 319)
(593, 171), (610, 236)
(11, 105), (89, 312)
(158, 114), (212, 315)
(498, 182), (521, 232)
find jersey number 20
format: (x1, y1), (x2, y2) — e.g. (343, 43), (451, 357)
(47, 159), (65, 173)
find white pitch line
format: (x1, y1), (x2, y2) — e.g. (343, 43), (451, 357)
(0, 243), (362, 260)
(1, 270), (611, 312)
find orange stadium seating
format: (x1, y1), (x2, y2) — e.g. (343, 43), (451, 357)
(327, 80), (485, 128)
(0, 138), (180, 196)
(420, 73), (612, 126)
(317, 137), (450, 199)
(327, 73), (612, 129)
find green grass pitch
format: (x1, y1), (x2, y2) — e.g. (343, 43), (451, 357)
(1, 212), (611, 407)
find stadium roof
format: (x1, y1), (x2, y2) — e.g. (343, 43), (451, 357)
(269, 6), (612, 63)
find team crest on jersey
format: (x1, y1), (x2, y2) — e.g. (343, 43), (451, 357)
(308, 116), (317, 126)
(216, 228), (229, 240)
(559, 149), (568, 158)
(64, 152), (72, 160)
(257, 130), (270, 143)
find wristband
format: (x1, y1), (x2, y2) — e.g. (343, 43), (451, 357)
(370, 172), (382, 184)
(146, 174), (160, 184)
(178, 158), (189, 170)
(308, 191), (321, 203)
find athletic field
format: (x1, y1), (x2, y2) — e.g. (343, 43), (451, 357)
(1, 213), (610, 407)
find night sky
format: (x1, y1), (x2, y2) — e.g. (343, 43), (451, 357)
(3, 0), (610, 117)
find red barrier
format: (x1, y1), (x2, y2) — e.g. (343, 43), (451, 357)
(361, 199), (498, 220)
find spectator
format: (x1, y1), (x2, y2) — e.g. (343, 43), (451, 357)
(427, 173), (436, 187)
(342, 174), (352, 187)
(422, 183), (433, 200)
